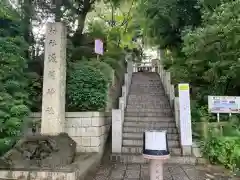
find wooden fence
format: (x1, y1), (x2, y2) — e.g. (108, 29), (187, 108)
(193, 121), (229, 139)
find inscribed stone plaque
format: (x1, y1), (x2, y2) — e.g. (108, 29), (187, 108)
(41, 22), (67, 135)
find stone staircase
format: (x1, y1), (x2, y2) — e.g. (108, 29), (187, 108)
(111, 72), (196, 164)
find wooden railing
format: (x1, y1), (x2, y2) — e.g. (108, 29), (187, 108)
(193, 121), (229, 139)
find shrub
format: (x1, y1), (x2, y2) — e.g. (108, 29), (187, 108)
(0, 37), (30, 155)
(67, 62), (108, 111)
(203, 134), (240, 171)
(0, 3), (34, 155)
(102, 57), (126, 79)
(80, 60), (114, 83)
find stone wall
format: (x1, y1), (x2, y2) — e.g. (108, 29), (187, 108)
(26, 112), (111, 153)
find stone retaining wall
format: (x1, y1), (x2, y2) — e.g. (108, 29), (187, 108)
(27, 112), (111, 153)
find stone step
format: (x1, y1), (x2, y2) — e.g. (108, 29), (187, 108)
(127, 102), (169, 106)
(130, 83), (162, 85)
(125, 112), (173, 117)
(130, 86), (163, 90)
(123, 127), (178, 134)
(122, 139), (179, 147)
(128, 95), (166, 99)
(110, 154), (197, 164)
(126, 104), (170, 109)
(123, 132), (179, 140)
(122, 146), (181, 155)
(123, 121), (176, 128)
(125, 108), (172, 113)
(128, 96), (168, 101)
(129, 89), (164, 93)
(124, 116), (174, 122)
(129, 92), (165, 95)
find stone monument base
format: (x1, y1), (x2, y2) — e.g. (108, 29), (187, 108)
(0, 133), (103, 179)
(0, 153), (102, 180)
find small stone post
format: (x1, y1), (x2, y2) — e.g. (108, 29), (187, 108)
(41, 22), (67, 135)
(143, 131), (170, 180)
(112, 109), (122, 153)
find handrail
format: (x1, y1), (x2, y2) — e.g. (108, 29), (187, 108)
(112, 54), (133, 153)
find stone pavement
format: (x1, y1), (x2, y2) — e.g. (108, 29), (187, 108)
(86, 163), (237, 180)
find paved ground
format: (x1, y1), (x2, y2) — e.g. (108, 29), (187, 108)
(86, 163), (238, 180)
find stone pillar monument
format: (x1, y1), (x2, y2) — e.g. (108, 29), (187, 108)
(41, 22), (67, 135)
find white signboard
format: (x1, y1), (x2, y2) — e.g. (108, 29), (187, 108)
(145, 131), (167, 151)
(178, 83), (192, 146)
(208, 96), (240, 114)
(94, 39), (103, 55)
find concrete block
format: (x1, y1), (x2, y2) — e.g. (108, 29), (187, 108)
(81, 118), (92, 127)
(91, 137), (101, 146)
(65, 117), (82, 128)
(84, 127), (101, 136)
(192, 142), (202, 158)
(91, 117), (104, 127)
(76, 146), (86, 152)
(192, 147), (202, 158)
(182, 145), (192, 156)
(101, 126), (106, 135)
(82, 137), (91, 147)
(71, 137), (82, 145)
(65, 127), (83, 137)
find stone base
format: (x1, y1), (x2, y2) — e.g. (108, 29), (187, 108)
(182, 145), (192, 156)
(1, 133), (76, 169)
(0, 153), (102, 180)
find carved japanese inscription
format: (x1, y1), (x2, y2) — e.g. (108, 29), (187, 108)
(41, 22), (67, 135)
(47, 88), (56, 95)
(46, 107), (54, 115)
(49, 39), (57, 47)
(48, 53), (57, 63)
(48, 70), (56, 79)
(48, 26), (57, 35)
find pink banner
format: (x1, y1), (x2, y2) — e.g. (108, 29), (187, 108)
(94, 39), (103, 55)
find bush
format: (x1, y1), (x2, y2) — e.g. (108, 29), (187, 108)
(203, 134), (240, 171)
(102, 57), (126, 79)
(67, 62), (108, 111)
(80, 60), (114, 83)
(0, 37), (30, 155)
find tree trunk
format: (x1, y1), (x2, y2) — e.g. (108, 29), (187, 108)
(72, 12), (88, 46)
(22, 0), (33, 58)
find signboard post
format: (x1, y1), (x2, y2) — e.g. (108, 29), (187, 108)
(94, 39), (103, 60)
(178, 83), (192, 147)
(208, 96), (240, 121)
(143, 130), (170, 180)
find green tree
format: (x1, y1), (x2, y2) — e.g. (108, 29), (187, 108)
(135, 0), (201, 51)
(0, 2), (30, 155)
(180, 0), (240, 102)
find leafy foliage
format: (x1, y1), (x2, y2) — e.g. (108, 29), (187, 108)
(180, 0), (240, 103)
(80, 59), (114, 83)
(0, 3), (30, 155)
(203, 134), (240, 171)
(135, 0), (201, 50)
(67, 62), (108, 111)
